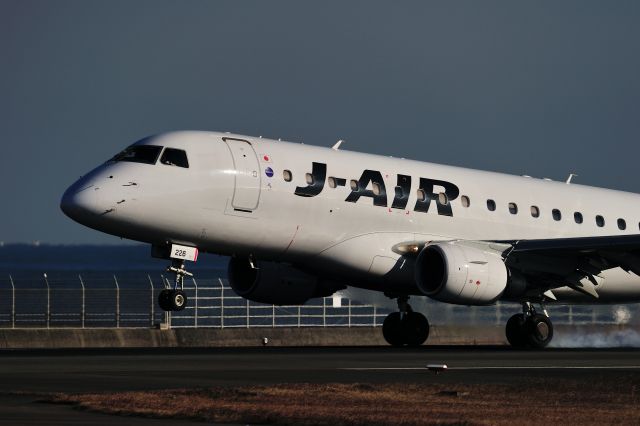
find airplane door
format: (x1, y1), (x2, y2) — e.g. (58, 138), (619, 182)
(224, 138), (261, 211)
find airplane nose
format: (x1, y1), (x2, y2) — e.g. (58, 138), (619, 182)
(60, 182), (97, 222)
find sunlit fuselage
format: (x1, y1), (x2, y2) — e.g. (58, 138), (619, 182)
(61, 131), (640, 306)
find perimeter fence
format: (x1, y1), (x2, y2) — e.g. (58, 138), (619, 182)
(0, 274), (636, 329)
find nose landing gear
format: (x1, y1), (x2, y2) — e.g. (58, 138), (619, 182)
(382, 296), (430, 347)
(158, 259), (192, 311)
(505, 302), (554, 349)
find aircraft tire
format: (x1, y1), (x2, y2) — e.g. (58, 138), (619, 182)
(525, 314), (553, 348)
(382, 312), (405, 346)
(158, 289), (172, 311)
(404, 312), (429, 347)
(505, 313), (527, 348)
(170, 290), (188, 311)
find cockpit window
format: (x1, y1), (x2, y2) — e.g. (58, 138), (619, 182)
(160, 148), (189, 168)
(110, 145), (163, 165)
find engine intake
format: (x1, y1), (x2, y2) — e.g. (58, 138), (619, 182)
(228, 257), (338, 305)
(415, 242), (508, 305)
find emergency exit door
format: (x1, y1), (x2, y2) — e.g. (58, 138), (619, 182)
(224, 138), (261, 211)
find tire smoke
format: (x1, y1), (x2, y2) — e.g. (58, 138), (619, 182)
(550, 306), (640, 348)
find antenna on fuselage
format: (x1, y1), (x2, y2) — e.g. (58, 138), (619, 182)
(332, 139), (344, 150)
(566, 173), (578, 184)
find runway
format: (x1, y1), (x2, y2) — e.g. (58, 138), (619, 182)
(1, 346), (639, 424)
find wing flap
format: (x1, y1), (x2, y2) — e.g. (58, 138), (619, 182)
(507, 234), (640, 254)
(500, 234), (640, 299)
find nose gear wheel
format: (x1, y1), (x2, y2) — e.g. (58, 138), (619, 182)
(158, 260), (192, 311)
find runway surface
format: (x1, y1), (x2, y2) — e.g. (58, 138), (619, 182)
(1, 346), (639, 424)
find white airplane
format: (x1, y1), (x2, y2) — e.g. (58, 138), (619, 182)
(61, 131), (640, 348)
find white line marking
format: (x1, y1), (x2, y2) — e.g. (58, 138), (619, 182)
(341, 367), (426, 371)
(340, 366), (640, 371)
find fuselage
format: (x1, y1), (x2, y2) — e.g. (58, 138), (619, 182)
(61, 131), (640, 305)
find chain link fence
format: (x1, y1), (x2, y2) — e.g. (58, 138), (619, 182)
(0, 274), (637, 329)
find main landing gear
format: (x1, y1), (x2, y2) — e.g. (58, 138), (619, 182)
(158, 259), (192, 311)
(382, 296), (430, 347)
(505, 302), (554, 349)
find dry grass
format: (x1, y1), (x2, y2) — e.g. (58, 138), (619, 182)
(49, 379), (640, 425)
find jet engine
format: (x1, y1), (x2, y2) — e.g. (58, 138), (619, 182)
(415, 242), (508, 305)
(228, 257), (339, 305)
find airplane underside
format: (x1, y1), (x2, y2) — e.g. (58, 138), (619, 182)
(155, 249), (564, 349)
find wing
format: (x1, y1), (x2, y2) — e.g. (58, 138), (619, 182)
(501, 234), (640, 299)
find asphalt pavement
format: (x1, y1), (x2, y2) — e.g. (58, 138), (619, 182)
(1, 346), (639, 424)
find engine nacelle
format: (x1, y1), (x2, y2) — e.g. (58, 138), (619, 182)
(415, 242), (508, 305)
(228, 257), (336, 305)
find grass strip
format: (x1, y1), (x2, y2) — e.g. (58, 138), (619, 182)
(48, 379), (640, 425)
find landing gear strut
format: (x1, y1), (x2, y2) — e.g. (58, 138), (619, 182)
(158, 259), (192, 311)
(505, 302), (554, 349)
(382, 296), (429, 347)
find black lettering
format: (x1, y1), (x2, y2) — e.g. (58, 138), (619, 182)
(294, 162), (327, 197)
(390, 174), (411, 210)
(345, 170), (387, 207)
(413, 178), (460, 216)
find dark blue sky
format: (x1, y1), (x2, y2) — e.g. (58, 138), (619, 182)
(2, 0), (639, 244)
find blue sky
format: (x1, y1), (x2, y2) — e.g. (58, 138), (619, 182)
(2, 0), (639, 244)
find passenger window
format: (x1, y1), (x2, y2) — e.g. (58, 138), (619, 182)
(283, 170), (292, 182)
(372, 182), (382, 196)
(618, 218), (626, 230)
(574, 212), (583, 224)
(438, 192), (449, 205)
(328, 177), (336, 188)
(111, 145), (163, 165)
(596, 215), (605, 227)
(417, 189), (427, 202)
(305, 173), (314, 185)
(160, 148), (189, 168)
(461, 195), (470, 208)
(552, 209), (561, 221)
(531, 206), (540, 218)
(508, 202), (518, 215)
(487, 199), (496, 211)
(350, 179), (359, 191)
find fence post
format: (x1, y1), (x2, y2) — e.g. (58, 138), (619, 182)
(246, 299), (250, 328)
(44, 273), (50, 329)
(166, 277), (171, 329)
(322, 297), (326, 327)
(348, 299), (351, 328)
(297, 306), (301, 328)
(373, 306), (377, 327)
(569, 305), (573, 325)
(78, 274), (86, 329)
(272, 304), (275, 328)
(113, 275), (120, 328)
(193, 277), (198, 328)
(162, 275), (170, 329)
(148, 275), (155, 327)
(219, 278), (224, 329)
(9, 275), (15, 329)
